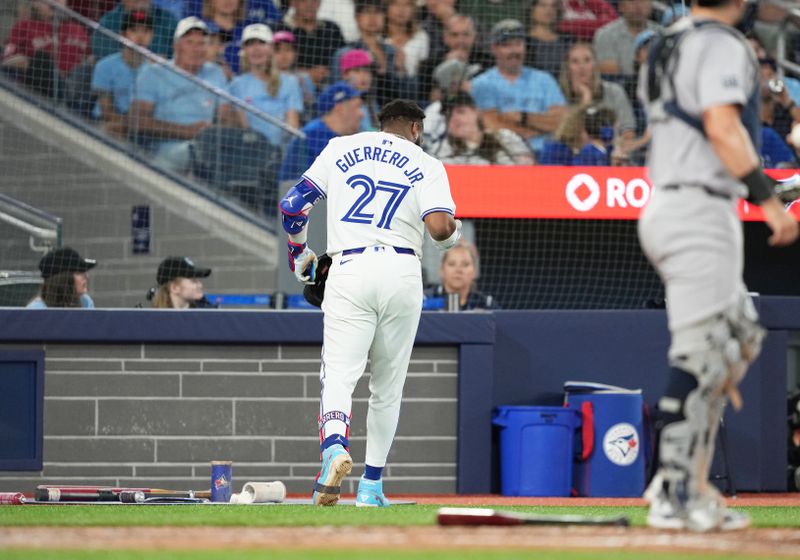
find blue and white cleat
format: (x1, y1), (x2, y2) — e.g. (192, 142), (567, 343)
(312, 444), (352, 506)
(355, 477), (390, 507)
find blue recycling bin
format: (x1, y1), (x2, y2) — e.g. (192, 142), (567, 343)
(565, 382), (646, 497)
(493, 406), (580, 496)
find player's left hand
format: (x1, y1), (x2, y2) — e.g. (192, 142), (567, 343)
(762, 198), (800, 246)
(288, 242), (318, 285)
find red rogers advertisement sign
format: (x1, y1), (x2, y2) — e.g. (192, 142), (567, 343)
(445, 165), (800, 220)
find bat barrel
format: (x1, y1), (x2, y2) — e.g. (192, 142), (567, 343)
(0, 492), (26, 505)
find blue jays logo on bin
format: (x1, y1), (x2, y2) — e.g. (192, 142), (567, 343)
(602, 423), (639, 466)
(214, 473), (230, 490)
(211, 461), (233, 502)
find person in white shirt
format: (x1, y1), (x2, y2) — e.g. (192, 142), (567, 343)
(279, 99), (461, 508)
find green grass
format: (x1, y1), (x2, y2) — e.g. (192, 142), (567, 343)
(1, 504), (799, 528)
(2, 505), (798, 560)
(0, 551), (785, 560)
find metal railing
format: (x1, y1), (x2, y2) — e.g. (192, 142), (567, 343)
(44, 0), (304, 140)
(0, 192), (62, 253)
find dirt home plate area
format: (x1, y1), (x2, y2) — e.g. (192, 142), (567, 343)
(2, 494), (800, 556)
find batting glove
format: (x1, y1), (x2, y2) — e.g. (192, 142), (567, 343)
(432, 219), (463, 251)
(288, 241), (318, 285)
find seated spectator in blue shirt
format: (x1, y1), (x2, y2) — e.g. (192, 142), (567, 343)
(471, 19), (566, 156)
(272, 30), (317, 122)
(129, 17), (228, 173)
(27, 247), (97, 309)
(423, 241), (498, 311)
(278, 80), (364, 181)
(91, 10), (154, 138)
(572, 105), (615, 166)
(93, 0), (178, 60)
(222, 23), (303, 145)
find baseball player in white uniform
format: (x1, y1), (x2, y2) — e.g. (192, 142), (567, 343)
(279, 100), (462, 507)
(638, 0), (798, 531)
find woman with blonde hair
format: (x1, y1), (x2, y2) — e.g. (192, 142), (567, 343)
(424, 241), (498, 311)
(558, 42), (635, 152)
(151, 256), (212, 309)
(384, 0), (429, 77)
(222, 23), (303, 146)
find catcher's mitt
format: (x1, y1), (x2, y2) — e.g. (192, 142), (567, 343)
(302, 253), (332, 307)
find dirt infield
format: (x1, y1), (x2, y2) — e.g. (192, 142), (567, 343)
(3, 526), (800, 557)
(411, 492), (800, 507)
(3, 494), (799, 557)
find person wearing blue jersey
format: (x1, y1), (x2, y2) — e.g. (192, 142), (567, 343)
(278, 81), (364, 181)
(471, 19), (566, 156)
(129, 17), (228, 173)
(222, 23), (303, 146)
(91, 10), (154, 138)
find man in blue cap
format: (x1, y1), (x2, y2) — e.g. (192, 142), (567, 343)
(279, 81), (364, 182)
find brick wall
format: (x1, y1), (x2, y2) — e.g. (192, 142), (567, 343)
(0, 343), (458, 496)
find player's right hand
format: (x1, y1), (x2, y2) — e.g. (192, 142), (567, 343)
(288, 243), (318, 285)
(762, 198), (800, 246)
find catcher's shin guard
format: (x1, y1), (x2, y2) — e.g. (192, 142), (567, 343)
(649, 302), (763, 530)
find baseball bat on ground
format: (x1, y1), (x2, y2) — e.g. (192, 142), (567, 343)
(436, 507), (630, 527)
(0, 492), (27, 505)
(35, 486), (211, 502)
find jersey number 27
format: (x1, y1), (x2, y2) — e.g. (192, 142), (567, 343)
(341, 174), (411, 230)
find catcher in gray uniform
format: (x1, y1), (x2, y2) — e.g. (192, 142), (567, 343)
(638, 0), (799, 532)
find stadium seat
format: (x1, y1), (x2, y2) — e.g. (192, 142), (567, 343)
(190, 126), (282, 212)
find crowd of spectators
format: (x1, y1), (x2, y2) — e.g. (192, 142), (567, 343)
(4, 0), (800, 205)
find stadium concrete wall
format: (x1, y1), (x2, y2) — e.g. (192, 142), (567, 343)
(0, 303), (794, 496)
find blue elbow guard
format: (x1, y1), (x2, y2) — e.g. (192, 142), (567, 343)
(280, 179), (323, 234)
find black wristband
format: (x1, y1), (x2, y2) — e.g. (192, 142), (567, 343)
(740, 168), (776, 205)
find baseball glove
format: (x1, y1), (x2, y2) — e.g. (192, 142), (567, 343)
(303, 253), (332, 307)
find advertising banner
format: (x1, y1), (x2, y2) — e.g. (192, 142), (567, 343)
(446, 166), (800, 221)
